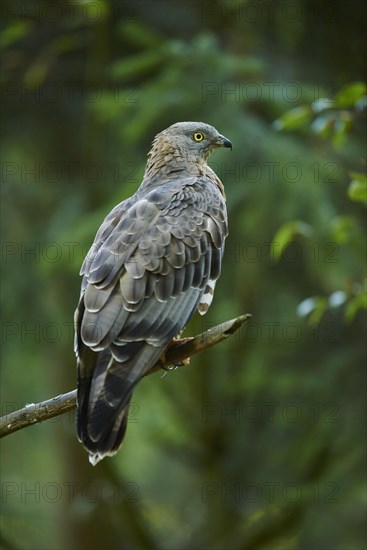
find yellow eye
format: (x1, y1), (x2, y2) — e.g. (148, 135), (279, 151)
(193, 132), (204, 142)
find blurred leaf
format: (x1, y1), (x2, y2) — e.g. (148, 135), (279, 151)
(118, 21), (163, 48)
(297, 295), (328, 324)
(355, 95), (367, 111)
(328, 290), (347, 308)
(311, 112), (337, 137)
(272, 220), (313, 261)
(50, 34), (83, 55)
(297, 296), (318, 317)
(331, 111), (353, 147)
(311, 98), (335, 113)
(192, 32), (219, 52)
(330, 215), (357, 244)
(0, 20), (32, 49)
(24, 55), (50, 87)
(345, 288), (367, 321)
(335, 82), (367, 108)
(110, 49), (166, 79)
(348, 172), (367, 205)
(273, 106), (312, 131)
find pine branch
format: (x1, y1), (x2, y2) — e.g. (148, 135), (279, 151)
(0, 314), (251, 438)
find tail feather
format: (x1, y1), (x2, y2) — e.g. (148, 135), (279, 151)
(76, 342), (165, 464)
(77, 354), (133, 465)
(86, 401), (131, 466)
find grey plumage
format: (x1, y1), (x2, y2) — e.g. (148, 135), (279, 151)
(75, 121), (231, 465)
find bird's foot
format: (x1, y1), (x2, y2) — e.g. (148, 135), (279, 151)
(159, 337), (193, 377)
(162, 356), (191, 370)
(160, 358), (191, 378)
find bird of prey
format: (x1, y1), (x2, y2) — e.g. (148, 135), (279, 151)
(74, 121), (231, 465)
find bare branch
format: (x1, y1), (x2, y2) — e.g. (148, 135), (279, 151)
(0, 314), (251, 438)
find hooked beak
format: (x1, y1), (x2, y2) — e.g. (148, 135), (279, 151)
(216, 134), (232, 150)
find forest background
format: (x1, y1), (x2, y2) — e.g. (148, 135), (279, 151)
(1, 1), (366, 549)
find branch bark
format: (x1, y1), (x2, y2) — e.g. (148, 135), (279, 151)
(0, 314), (251, 438)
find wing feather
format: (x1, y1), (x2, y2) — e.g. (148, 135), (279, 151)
(76, 175), (228, 461)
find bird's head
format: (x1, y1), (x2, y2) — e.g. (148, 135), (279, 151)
(144, 121), (232, 180)
(158, 121), (232, 159)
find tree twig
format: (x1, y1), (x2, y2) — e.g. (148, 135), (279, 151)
(0, 314), (251, 438)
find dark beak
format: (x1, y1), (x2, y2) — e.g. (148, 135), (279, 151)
(216, 134), (232, 150)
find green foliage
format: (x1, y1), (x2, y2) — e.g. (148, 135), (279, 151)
(274, 82), (366, 324)
(348, 172), (367, 205)
(274, 81), (366, 146)
(273, 106), (313, 131)
(335, 82), (367, 108)
(0, 20), (33, 48)
(272, 221), (314, 261)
